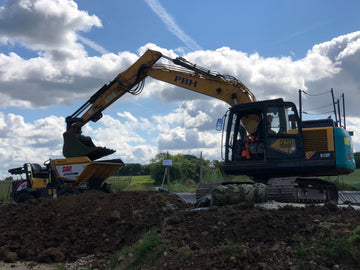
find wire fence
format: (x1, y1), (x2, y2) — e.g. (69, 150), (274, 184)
(105, 176), (132, 191)
(300, 88), (345, 121)
(0, 181), (12, 201)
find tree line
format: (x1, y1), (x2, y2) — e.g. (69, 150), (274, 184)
(115, 152), (360, 184)
(354, 152), (360, 169)
(4, 152), (360, 182)
(114, 153), (224, 185)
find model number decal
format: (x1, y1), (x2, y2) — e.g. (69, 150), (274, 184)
(280, 139), (292, 147)
(320, 152), (331, 158)
(344, 137), (350, 145)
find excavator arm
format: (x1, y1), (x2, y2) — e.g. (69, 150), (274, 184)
(63, 49), (255, 160)
(63, 49), (162, 160)
(64, 49), (163, 131)
(145, 56), (255, 106)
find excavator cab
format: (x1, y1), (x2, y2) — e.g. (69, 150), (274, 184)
(224, 98), (306, 178)
(224, 98), (355, 180)
(9, 163), (55, 202)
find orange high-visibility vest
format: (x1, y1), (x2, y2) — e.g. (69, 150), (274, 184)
(241, 137), (259, 159)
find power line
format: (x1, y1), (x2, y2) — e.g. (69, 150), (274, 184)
(301, 89), (331, 96)
(303, 103), (333, 112)
(303, 110), (333, 115)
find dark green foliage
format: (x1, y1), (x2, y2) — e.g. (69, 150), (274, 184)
(110, 153), (226, 186)
(149, 153), (212, 185)
(114, 163), (150, 176)
(354, 152), (360, 169)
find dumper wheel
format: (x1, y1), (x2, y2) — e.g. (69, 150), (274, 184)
(15, 192), (36, 203)
(103, 183), (115, 193)
(58, 187), (80, 196)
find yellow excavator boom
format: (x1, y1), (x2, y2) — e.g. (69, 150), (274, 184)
(63, 49), (255, 160)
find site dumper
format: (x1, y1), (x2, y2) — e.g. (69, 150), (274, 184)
(9, 157), (124, 203)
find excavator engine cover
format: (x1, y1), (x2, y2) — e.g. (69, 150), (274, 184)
(63, 131), (115, 160)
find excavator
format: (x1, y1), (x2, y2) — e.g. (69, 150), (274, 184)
(60, 48), (355, 204)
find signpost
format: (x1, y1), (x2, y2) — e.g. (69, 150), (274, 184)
(161, 152), (172, 191)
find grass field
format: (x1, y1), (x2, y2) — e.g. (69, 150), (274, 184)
(107, 171), (360, 192)
(1, 170), (359, 202)
(106, 175), (155, 192)
(0, 181), (12, 201)
(327, 169), (360, 190)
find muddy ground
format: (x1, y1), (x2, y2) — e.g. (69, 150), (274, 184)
(0, 191), (360, 270)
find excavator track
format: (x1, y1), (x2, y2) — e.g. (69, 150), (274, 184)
(196, 182), (221, 201)
(267, 177), (338, 204)
(196, 178), (339, 204)
(196, 181), (257, 202)
(266, 177), (297, 203)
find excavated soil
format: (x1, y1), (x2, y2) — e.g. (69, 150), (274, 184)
(0, 191), (360, 269)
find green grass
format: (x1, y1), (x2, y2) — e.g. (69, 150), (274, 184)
(107, 176), (197, 192)
(296, 226), (360, 263)
(107, 170), (360, 192)
(1, 168), (360, 202)
(0, 181), (12, 201)
(123, 175), (155, 191)
(326, 169), (360, 190)
(105, 175), (132, 191)
(105, 175), (156, 191)
(171, 182), (195, 192)
(203, 171), (252, 184)
(223, 241), (244, 255)
(54, 265), (67, 270)
(111, 231), (166, 269)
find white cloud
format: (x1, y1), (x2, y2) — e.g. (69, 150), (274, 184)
(0, 113), (64, 177)
(77, 34), (109, 55)
(143, 0), (202, 51)
(153, 100), (226, 131)
(1, 1), (359, 115)
(0, 0), (101, 53)
(1, 0), (360, 178)
(346, 117), (360, 151)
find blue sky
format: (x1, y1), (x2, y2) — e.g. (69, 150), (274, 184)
(0, 0), (360, 177)
(73, 0), (360, 59)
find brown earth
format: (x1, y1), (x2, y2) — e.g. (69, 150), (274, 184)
(0, 191), (360, 269)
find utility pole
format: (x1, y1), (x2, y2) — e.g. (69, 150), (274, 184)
(337, 99), (342, 127)
(161, 151), (172, 191)
(298, 89), (302, 122)
(199, 151), (203, 183)
(166, 151), (170, 191)
(342, 93), (346, 129)
(330, 88), (338, 126)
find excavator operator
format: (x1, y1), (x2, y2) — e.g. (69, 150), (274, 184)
(251, 114), (264, 139)
(241, 113), (269, 160)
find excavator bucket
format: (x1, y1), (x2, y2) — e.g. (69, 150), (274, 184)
(63, 131), (115, 161)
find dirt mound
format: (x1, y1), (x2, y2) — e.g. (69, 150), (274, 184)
(0, 192), (188, 266)
(0, 192), (359, 269)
